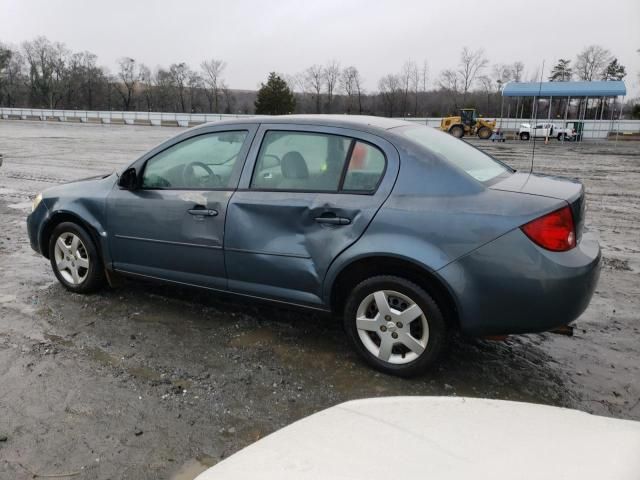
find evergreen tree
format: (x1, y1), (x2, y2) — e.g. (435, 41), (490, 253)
(254, 72), (296, 115)
(549, 59), (572, 81)
(601, 58), (626, 80)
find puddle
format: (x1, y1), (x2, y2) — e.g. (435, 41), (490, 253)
(171, 454), (218, 480)
(87, 346), (192, 388)
(228, 328), (278, 347)
(8, 201), (31, 210)
(44, 333), (74, 347)
(0, 294), (17, 304)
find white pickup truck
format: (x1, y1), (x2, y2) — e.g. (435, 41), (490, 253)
(519, 123), (576, 141)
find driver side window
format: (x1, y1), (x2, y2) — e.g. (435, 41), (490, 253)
(142, 131), (247, 189)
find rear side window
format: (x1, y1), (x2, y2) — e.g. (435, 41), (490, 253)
(251, 131), (386, 193)
(399, 125), (510, 183)
(343, 142), (386, 192)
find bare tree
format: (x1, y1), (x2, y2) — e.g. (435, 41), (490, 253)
(116, 57), (139, 110)
(187, 70), (202, 112)
(168, 62), (190, 112)
(138, 64), (154, 111)
(478, 75), (494, 112)
(339, 66), (357, 113)
(419, 60), (428, 116)
(378, 74), (401, 117)
(439, 69), (460, 111)
(0, 47), (24, 107)
(575, 45), (612, 81)
(458, 47), (488, 105)
(221, 81), (235, 114)
(323, 60), (340, 113)
(22, 36), (68, 108)
(511, 61), (525, 82)
(76, 52), (102, 110)
(304, 64), (323, 113)
(492, 64), (512, 92)
(339, 66), (365, 115)
(399, 60), (417, 117)
(201, 59), (226, 113)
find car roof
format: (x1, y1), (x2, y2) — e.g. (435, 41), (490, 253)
(192, 114), (413, 135)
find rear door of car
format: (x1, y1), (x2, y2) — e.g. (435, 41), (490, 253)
(224, 123), (399, 307)
(107, 124), (257, 289)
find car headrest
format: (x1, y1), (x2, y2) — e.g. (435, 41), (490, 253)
(281, 151), (309, 179)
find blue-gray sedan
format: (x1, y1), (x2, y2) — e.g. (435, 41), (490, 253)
(27, 115), (601, 376)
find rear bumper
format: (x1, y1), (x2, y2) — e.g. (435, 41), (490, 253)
(438, 228), (601, 336)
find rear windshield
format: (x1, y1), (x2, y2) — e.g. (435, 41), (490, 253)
(398, 125), (511, 182)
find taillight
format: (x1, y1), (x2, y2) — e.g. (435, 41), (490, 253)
(521, 205), (576, 252)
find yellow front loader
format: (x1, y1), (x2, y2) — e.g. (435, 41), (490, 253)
(440, 108), (495, 139)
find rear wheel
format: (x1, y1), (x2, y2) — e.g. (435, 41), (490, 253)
(520, 132), (530, 141)
(49, 222), (105, 293)
(477, 126), (492, 139)
(344, 276), (447, 377)
(449, 125), (464, 138)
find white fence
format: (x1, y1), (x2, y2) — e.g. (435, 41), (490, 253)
(0, 107), (250, 127)
(1, 107), (638, 140)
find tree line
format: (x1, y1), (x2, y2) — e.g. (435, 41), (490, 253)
(0, 36), (635, 118)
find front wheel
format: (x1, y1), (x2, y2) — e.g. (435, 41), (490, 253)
(344, 276), (447, 377)
(477, 126), (492, 139)
(449, 125), (464, 138)
(520, 132), (530, 141)
(49, 222), (105, 293)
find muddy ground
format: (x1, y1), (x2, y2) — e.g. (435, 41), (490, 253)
(0, 120), (638, 479)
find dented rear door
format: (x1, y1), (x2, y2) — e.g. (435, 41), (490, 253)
(224, 124), (400, 307)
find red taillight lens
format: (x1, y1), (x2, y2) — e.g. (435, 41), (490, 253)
(521, 205), (576, 252)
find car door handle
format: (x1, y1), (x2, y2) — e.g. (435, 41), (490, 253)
(188, 208), (218, 217)
(314, 216), (351, 225)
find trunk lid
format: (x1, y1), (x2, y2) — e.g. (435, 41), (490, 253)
(490, 172), (586, 242)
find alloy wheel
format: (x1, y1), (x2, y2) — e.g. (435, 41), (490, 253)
(53, 232), (89, 285)
(355, 290), (429, 365)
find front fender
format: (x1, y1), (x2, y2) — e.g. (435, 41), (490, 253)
(38, 175), (115, 264)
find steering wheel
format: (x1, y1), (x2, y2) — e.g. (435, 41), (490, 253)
(182, 161), (220, 188)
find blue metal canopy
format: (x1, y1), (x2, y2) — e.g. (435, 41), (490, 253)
(502, 80), (626, 97)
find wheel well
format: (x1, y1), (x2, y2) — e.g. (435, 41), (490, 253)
(40, 212), (101, 260)
(330, 256), (460, 329)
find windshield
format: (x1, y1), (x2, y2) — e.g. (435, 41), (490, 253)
(398, 125), (512, 183)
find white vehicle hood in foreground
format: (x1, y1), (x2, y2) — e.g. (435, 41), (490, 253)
(196, 396), (640, 480)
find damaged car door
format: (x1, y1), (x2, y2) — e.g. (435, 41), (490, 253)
(225, 125), (399, 306)
(107, 128), (255, 289)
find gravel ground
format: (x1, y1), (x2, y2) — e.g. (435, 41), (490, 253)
(0, 120), (638, 479)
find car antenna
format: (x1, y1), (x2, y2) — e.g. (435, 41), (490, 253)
(528, 60), (545, 179)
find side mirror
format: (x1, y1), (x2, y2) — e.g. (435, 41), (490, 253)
(118, 167), (138, 190)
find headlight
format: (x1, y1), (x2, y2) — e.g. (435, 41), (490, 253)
(32, 193), (43, 212)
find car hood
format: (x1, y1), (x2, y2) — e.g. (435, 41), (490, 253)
(60, 172), (114, 186)
(195, 397), (640, 480)
(41, 171), (116, 205)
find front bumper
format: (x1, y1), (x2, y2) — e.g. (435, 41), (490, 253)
(438, 228), (601, 336)
(26, 202), (50, 255)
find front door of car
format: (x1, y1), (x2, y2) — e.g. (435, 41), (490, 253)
(224, 125), (399, 307)
(106, 127), (256, 289)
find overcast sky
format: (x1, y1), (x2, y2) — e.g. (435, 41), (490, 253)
(2, 0), (639, 95)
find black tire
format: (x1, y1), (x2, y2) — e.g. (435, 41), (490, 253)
(477, 126), (492, 139)
(520, 132), (530, 141)
(48, 222), (106, 293)
(343, 275), (447, 377)
(557, 133), (564, 141)
(449, 125), (464, 138)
